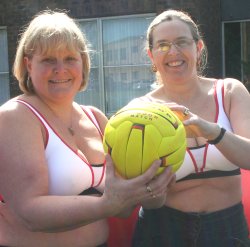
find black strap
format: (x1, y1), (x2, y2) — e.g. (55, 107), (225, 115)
(207, 127), (226, 145)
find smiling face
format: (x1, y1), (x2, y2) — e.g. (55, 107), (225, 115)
(24, 48), (83, 102)
(148, 18), (203, 85)
(13, 11), (90, 95)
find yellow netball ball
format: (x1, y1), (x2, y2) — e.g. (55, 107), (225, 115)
(103, 102), (186, 179)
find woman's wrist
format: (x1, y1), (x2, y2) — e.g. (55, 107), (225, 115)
(207, 127), (226, 145)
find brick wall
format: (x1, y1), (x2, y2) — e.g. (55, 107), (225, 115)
(0, 0), (222, 97)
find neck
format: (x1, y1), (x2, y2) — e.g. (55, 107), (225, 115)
(37, 94), (72, 115)
(36, 95), (75, 136)
(158, 77), (202, 104)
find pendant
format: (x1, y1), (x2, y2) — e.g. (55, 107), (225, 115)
(68, 127), (75, 136)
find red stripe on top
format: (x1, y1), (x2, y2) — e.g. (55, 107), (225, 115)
(14, 100), (96, 187)
(200, 144), (209, 172)
(200, 80), (220, 172)
(15, 99), (49, 148)
(221, 81), (226, 114)
(81, 106), (104, 138)
(213, 80), (219, 123)
(95, 159), (106, 188)
(186, 80), (220, 174)
(80, 106), (106, 187)
(187, 148), (199, 173)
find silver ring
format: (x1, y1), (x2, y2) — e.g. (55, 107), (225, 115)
(146, 184), (152, 193)
(183, 107), (190, 116)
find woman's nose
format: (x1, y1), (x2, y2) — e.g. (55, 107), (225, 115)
(53, 61), (66, 74)
(167, 43), (180, 54)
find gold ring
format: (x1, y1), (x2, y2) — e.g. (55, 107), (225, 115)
(183, 107), (190, 116)
(146, 184), (152, 193)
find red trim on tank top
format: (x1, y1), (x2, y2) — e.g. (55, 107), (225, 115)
(80, 106), (103, 137)
(80, 106), (106, 187)
(95, 159), (106, 188)
(14, 99), (96, 187)
(186, 80), (220, 173)
(213, 80), (219, 123)
(200, 80), (219, 172)
(186, 149), (199, 173)
(15, 99), (49, 147)
(221, 81), (226, 113)
(200, 143), (209, 172)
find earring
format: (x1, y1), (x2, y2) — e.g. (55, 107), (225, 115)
(27, 75), (31, 87)
(26, 75), (34, 91)
(151, 64), (157, 73)
(197, 54), (202, 72)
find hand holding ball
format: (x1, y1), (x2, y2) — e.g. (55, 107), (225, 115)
(103, 102), (186, 178)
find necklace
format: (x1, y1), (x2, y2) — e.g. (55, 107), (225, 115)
(38, 97), (75, 136)
(68, 125), (75, 136)
(57, 108), (75, 136)
(54, 107), (75, 136)
(52, 107), (75, 136)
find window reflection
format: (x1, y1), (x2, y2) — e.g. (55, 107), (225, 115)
(0, 28), (10, 104)
(78, 15), (155, 116)
(224, 21), (250, 92)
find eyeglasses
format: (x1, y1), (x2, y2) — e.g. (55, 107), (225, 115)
(153, 38), (195, 53)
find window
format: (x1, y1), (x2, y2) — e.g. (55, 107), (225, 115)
(76, 14), (155, 116)
(106, 50), (113, 62)
(121, 72), (127, 81)
(0, 28), (10, 104)
(223, 21), (250, 92)
(131, 45), (139, 53)
(132, 71), (139, 80)
(120, 48), (127, 60)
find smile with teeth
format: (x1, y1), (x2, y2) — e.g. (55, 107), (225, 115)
(167, 61), (184, 67)
(49, 79), (71, 84)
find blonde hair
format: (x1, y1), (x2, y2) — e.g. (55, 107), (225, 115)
(13, 10), (90, 94)
(147, 9), (207, 76)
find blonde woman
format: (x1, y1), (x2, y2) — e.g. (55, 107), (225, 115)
(0, 10), (174, 247)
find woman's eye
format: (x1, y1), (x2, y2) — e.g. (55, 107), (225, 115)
(158, 43), (170, 52)
(176, 40), (188, 47)
(176, 38), (194, 48)
(159, 43), (168, 47)
(66, 57), (77, 62)
(43, 58), (55, 63)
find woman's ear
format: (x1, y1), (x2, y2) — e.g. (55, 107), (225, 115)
(23, 57), (32, 74)
(196, 40), (204, 57)
(147, 49), (154, 62)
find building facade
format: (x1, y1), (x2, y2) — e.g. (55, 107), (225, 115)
(0, 0), (249, 115)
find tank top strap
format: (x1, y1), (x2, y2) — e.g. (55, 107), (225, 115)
(213, 80), (232, 130)
(80, 105), (103, 137)
(13, 99), (50, 129)
(214, 79), (225, 114)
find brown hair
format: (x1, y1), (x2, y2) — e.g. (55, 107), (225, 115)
(147, 9), (207, 75)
